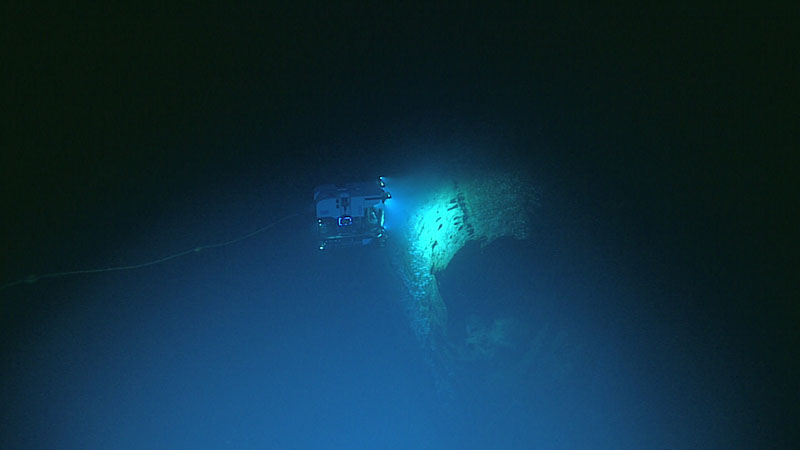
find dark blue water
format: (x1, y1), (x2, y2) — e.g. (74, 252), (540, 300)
(3, 5), (796, 448)
(2, 206), (438, 448)
(3, 171), (791, 448)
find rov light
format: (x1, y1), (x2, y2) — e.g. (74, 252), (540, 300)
(379, 177), (386, 188)
(338, 216), (353, 227)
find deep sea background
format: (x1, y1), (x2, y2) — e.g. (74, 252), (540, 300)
(2, 4), (797, 449)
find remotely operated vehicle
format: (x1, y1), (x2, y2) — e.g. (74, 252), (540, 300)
(313, 177), (391, 250)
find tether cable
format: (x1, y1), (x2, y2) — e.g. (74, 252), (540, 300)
(0, 212), (301, 292)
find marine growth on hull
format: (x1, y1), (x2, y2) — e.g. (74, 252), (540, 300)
(389, 170), (538, 356)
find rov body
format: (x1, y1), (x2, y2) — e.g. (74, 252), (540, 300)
(313, 178), (391, 250)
